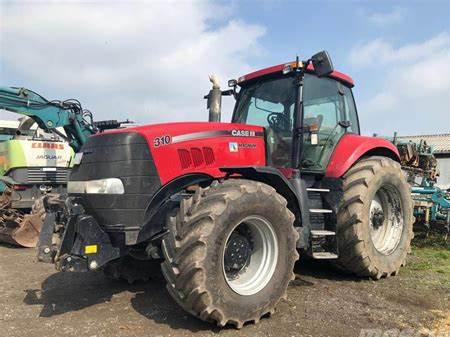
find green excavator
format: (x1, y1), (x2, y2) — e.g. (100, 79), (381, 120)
(0, 86), (128, 247)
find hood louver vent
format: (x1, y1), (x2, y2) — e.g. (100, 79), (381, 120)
(177, 149), (192, 169)
(178, 147), (215, 170)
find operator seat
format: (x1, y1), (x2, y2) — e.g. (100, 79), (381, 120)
(266, 127), (291, 167)
(301, 114), (324, 167)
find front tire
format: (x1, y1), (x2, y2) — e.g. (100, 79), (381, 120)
(334, 156), (413, 279)
(161, 179), (298, 328)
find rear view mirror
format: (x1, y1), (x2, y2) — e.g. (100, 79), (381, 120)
(311, 50), (334, 77)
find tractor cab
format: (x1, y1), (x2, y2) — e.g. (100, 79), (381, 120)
(230, 52), (359, 172)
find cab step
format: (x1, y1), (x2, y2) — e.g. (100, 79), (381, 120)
(306, 188), (330, 193)
(310, 230), (336, 236)
(310, 229), (338, 260)
(312, 252), (338, 259)
(309, 208), (333, 214)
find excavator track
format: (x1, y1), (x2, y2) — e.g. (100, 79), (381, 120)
(0, 189), (44, 248)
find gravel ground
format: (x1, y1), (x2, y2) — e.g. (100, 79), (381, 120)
(0, 244), (448, 337)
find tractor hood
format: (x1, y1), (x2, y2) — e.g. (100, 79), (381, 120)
(105, 122), (267, 184)
(69, 122), (266, 236)
(86, 121), (267, 185)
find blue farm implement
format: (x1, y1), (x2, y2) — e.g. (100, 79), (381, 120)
(393, 136), (450, 239)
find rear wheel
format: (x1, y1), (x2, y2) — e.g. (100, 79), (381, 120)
(161, 179), (298, 328)
(334, 156), (413, 279)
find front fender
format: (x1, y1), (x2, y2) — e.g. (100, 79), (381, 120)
(325, 134), (400, 178)
(137, 173), (214, 243)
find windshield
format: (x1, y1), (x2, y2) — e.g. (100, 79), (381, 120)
(233, 76), (296, 167)
(0, 127), (34, 141)
(0, 126), (65, 142)
(234, 76), (296, 131)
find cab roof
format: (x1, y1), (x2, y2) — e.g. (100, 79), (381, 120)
(238, 62), (354, 88)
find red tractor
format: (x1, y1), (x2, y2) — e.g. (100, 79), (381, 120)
(38, 51), (413, 328)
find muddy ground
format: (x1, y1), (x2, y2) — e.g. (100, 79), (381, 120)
(0, 243), (448, 337)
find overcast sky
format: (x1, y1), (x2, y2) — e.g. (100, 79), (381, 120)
(1, 0), (449, 136)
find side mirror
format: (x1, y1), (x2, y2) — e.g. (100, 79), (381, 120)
(311, 50), (334, 77)
(338, 120), (352, 129)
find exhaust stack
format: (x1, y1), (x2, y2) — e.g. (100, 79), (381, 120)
(205, 74), (222, 122)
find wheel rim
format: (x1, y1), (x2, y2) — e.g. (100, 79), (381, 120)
(369, 185), (404, 255)
(222, 216), (278, 296)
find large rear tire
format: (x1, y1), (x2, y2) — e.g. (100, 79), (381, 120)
(161, 179), (298, 328)
(334, 156), (413, 279)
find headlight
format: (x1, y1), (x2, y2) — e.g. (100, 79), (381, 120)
(68, 178), (124, 194)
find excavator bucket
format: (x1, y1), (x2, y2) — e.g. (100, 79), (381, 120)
(0, 189), (44, 248)
(0, 212), (43, 248)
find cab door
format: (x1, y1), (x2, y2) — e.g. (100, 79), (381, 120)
(301, 74), (359, 171)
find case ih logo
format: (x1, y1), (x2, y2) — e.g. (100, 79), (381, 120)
(32, 142), (65, 150)
(231, 129), (256, 137)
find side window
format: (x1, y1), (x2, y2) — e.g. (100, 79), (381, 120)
(301, 75), (345, 170)
(342, 86), (360, 134)
(303, 76), (343, 133)
(304, 101), (339, 131)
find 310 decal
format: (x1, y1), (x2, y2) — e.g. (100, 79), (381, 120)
(153, 135), (172, 147)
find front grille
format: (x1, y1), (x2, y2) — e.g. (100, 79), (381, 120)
(69, 132), (161, 230)
(27, 167), (71, 184)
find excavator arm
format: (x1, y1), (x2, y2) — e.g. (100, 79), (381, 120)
(0, 86), (97, 152)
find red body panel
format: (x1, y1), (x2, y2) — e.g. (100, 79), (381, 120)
(239, 63), (354, 87)
(325, 134), (400, 178)
(104, 122), (266, 184)
(102, 127), (399, 182)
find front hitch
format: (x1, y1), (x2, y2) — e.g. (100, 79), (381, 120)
(37, 196), (120, 272)
(37, 194), (69, 263)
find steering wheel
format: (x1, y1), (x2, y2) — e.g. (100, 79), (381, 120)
(267, 113), (290, 133)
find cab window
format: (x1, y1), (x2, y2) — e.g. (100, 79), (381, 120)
(301, 75), (347, 170)
(342, 86), (360, 134)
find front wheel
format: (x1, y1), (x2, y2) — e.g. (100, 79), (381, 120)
(161, 179), (299, 328)
(334, 156), (413, 279)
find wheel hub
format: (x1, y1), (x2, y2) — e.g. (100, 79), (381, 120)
(224, 232), (252, 276)
(371, 209), (385, 228)
(369, 185), (404, 255)
(222, 216), (278, 296)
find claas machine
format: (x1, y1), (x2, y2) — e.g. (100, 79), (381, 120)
(0, 117), (73, 247)
(36, 51), (413, 328)
(0, 87), (129, 247)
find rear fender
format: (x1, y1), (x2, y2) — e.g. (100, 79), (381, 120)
(325, 134), (400, 178)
